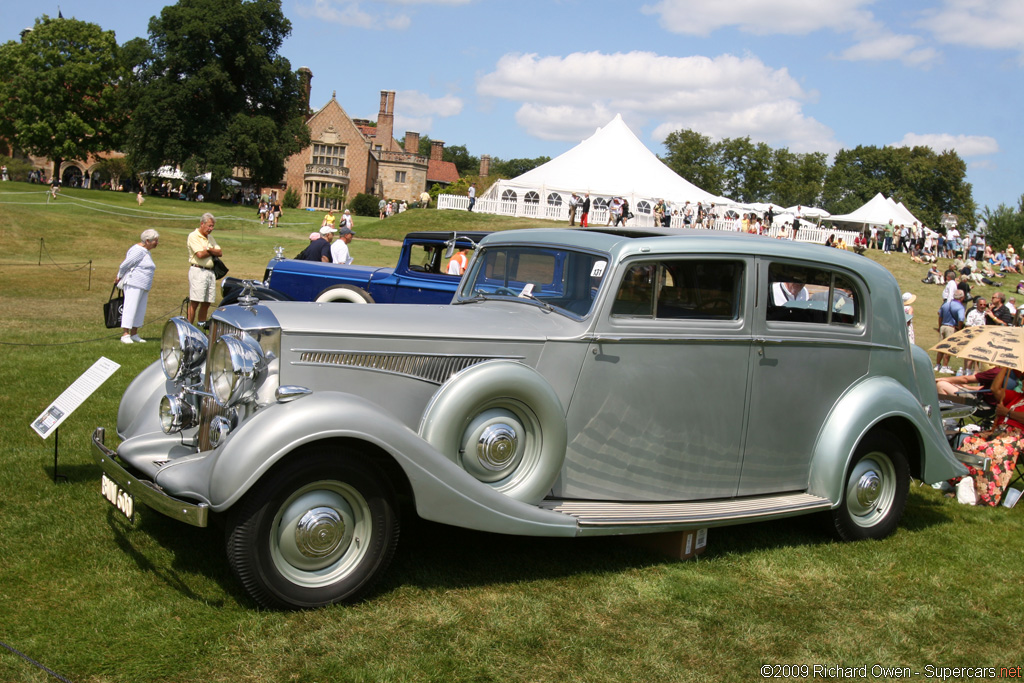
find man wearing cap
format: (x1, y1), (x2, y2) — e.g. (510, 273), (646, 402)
(298, 226), (335, 262)
(331, 226), (355, 265)
(187, 212), (222, 325)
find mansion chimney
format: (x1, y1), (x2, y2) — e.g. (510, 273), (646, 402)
(480, 154), (491, 177)
(404, 131), (420, 155)
(378, 90), (396, 152)
(297, 67), (313, 115)
(430, 139), (445, 161)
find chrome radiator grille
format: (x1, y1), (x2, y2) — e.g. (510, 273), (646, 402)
(197, 321), (241, 451)
(297, 351), (517, 385)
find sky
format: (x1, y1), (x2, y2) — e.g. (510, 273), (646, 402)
(6, 0), (1023, 212)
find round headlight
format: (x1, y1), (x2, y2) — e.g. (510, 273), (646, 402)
(159, 394), (196, 434)
(207, 415), (235, 448)
(209, 332), (266, 406)
(161, 317), (209, 381)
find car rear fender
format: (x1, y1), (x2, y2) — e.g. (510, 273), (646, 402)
(808, 375), (966, 504)
(157, 392), (577, 537)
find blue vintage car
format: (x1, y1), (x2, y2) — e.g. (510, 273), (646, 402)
(220, 231), (489, 306)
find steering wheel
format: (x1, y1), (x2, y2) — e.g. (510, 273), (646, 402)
(493, 286), (517, 296)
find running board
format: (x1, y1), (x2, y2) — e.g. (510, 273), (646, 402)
(539, 493), (831, 535)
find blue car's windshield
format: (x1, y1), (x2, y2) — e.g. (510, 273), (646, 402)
(455, 245), (609, 317)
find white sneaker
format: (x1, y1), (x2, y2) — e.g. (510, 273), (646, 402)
(130, 335), (147, 343)
(941, 366), (954, 374)
(120, 335), (133, 344)
(933, 364), (941, 372)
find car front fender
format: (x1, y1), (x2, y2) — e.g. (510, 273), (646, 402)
(808, 375), (966, 504)
(154, 392), (578, 537)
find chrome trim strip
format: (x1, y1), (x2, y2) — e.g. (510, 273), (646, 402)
(292, 350), (524, 385)
(92, 428), (209, 527)
(540, 493), (831, 527)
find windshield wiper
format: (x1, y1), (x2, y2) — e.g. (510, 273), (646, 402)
(518, 291), (554, 313)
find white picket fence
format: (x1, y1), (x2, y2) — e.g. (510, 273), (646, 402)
(437, 194), (860, 245)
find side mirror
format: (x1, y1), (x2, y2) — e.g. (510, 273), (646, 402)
(444, 240), (456, 259)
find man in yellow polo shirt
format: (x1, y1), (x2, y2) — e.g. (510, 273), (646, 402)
(187, 212), (222, 325)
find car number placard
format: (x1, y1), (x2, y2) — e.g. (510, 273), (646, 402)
(101, 474), (135, 522)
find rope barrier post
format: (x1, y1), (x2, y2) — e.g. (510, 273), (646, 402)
(39, 237), (43, 266)
(88, 259), (92, 291)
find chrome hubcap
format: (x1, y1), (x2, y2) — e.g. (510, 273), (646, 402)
(295, 506), (345, 559)
(855, 471), (882, 508)
(477, 424), (519, 471)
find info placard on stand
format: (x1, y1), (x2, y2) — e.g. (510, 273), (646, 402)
(32, 357), (120, 481)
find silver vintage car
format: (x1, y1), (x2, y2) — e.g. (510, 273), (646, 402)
(94, 227), (966, 609)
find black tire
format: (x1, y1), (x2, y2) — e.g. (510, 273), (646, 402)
(226, 453), (399, 610)
(831, 430), (909, 541)
(315, 285), (375, 304)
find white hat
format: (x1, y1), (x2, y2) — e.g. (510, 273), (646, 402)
(320, 226), (337, 235)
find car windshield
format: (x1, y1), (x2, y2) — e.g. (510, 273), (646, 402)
(455, 245), (609, 317)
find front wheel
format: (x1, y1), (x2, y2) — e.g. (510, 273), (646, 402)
(831, 431), (909, 541)
(226, 454), (399, 610)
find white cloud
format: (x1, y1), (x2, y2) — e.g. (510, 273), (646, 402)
(644, 0), (942, 67)
(890, 133), (1000, 157)
(393, 90), (464, 134)
(918, 0), (1024, 56)
(642, 0), (877, 36)
(296, 0), (466, 30)
(477, 51), (839, 153)
(837, 33), (941, 67)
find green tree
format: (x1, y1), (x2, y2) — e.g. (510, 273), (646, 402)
(822, 145), (975, 228)
(93, 157), (133, 190)
(0, 16), (126, 180)
(660, 129), (724, 196)
(490, 156), (551, 178)
(318, 186), (347, 210)
(980, 195), (1024, 252)
(125, 0), (310, 189)
(718, 137), (772, 203)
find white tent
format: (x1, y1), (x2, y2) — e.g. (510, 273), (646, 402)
(482, 114), (726, 208)
(829, 193), (917, 227)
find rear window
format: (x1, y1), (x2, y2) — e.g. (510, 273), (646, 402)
(766, 263), (860, 325)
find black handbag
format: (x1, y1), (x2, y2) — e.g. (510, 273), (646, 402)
(104, 285), (124, 329)
(212, 256), (229, 280)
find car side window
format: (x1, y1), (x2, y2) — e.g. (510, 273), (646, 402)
(612, 260), (743, 320)
(766, 263), (860, 325)
(407, 245), (444, 274)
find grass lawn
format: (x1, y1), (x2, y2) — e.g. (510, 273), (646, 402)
(0, 182), (1021, 683)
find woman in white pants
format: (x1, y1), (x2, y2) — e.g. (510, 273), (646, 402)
(115, 229), (159, 343)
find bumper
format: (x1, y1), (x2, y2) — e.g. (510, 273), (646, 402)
(92, 427), (209, 527)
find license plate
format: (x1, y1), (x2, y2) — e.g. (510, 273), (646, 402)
(101, 474), (135, 522)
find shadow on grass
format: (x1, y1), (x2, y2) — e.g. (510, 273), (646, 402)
(95, 483), (960, 609)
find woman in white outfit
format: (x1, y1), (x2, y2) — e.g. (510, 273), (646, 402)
(116, 229), (160, 344)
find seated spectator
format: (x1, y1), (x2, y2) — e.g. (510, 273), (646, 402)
(950, 366), (1024, 506)
(922, 265), (942, 284)
(852, 233), (867, 254)
(936, 366), (1001, 406)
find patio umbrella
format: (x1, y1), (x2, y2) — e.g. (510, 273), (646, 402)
(929, 326), (1024, 371)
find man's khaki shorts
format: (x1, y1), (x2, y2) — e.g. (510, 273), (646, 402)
(188, 266), (217, 303)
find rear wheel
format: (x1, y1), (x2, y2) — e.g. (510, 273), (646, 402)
(315, 285), (374, 304)
(226, 454), (399, 609)
(832, 431), (909, 541)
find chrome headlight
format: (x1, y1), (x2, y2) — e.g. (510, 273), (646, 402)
(161, 317), (209, 381)
(159, 394), (197, 434)
(209, 332), (266, 407)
